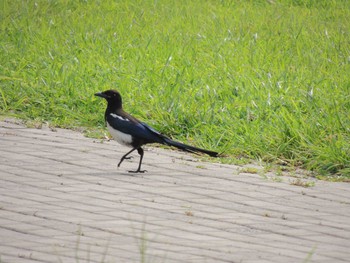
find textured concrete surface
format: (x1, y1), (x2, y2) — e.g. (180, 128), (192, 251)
(0, 119), (349, 263)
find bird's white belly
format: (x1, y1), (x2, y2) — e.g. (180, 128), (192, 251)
(107, 122), (133, 147)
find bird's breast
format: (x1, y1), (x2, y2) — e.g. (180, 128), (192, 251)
(107, 122), (133, 147)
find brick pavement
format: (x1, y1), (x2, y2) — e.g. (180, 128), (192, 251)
(0, 119), (349, 263)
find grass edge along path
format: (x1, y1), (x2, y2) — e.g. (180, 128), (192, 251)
(0, 0), (349, 179)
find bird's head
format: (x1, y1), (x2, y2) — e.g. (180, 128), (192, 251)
(95, 90), (122, 108)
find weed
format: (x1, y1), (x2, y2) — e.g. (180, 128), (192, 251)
(241, 167), (259, 174)
(138, 225), (148, 263)
(303, 246), (317, 263)
(271, 176), (283, 183)
(290, 179), (315, 188)
(54, 225), (111, 263)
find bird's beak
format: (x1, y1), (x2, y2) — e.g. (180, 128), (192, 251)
(94, 92), (106, 98)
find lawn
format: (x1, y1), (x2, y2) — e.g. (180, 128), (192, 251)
(1, 0), (349, 178)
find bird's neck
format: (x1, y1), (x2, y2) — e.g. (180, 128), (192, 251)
(105, 102), (122, 117)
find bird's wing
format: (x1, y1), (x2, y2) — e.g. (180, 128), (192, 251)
(106, 113), (163, 143)
(140, 122), (166, 137)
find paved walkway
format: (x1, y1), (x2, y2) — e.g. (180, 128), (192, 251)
(0, 119), (349, 263)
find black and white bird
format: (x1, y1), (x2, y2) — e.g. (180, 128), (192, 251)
(95, 90), (218, 173)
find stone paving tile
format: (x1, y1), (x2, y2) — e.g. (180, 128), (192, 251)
(1, 119), (350, 263)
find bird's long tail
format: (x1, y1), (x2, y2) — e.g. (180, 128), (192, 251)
(163, 138), (218, 157)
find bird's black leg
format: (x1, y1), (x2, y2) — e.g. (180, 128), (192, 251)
(129, 147), (147, 173)
(118, 148), (137, 168)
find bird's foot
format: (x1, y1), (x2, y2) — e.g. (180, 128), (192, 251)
(128, 170), (147, 173)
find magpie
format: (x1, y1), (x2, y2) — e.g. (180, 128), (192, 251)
(95, 90), (218, 173)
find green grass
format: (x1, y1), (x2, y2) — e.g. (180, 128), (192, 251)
(1, 0), (349, 178)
